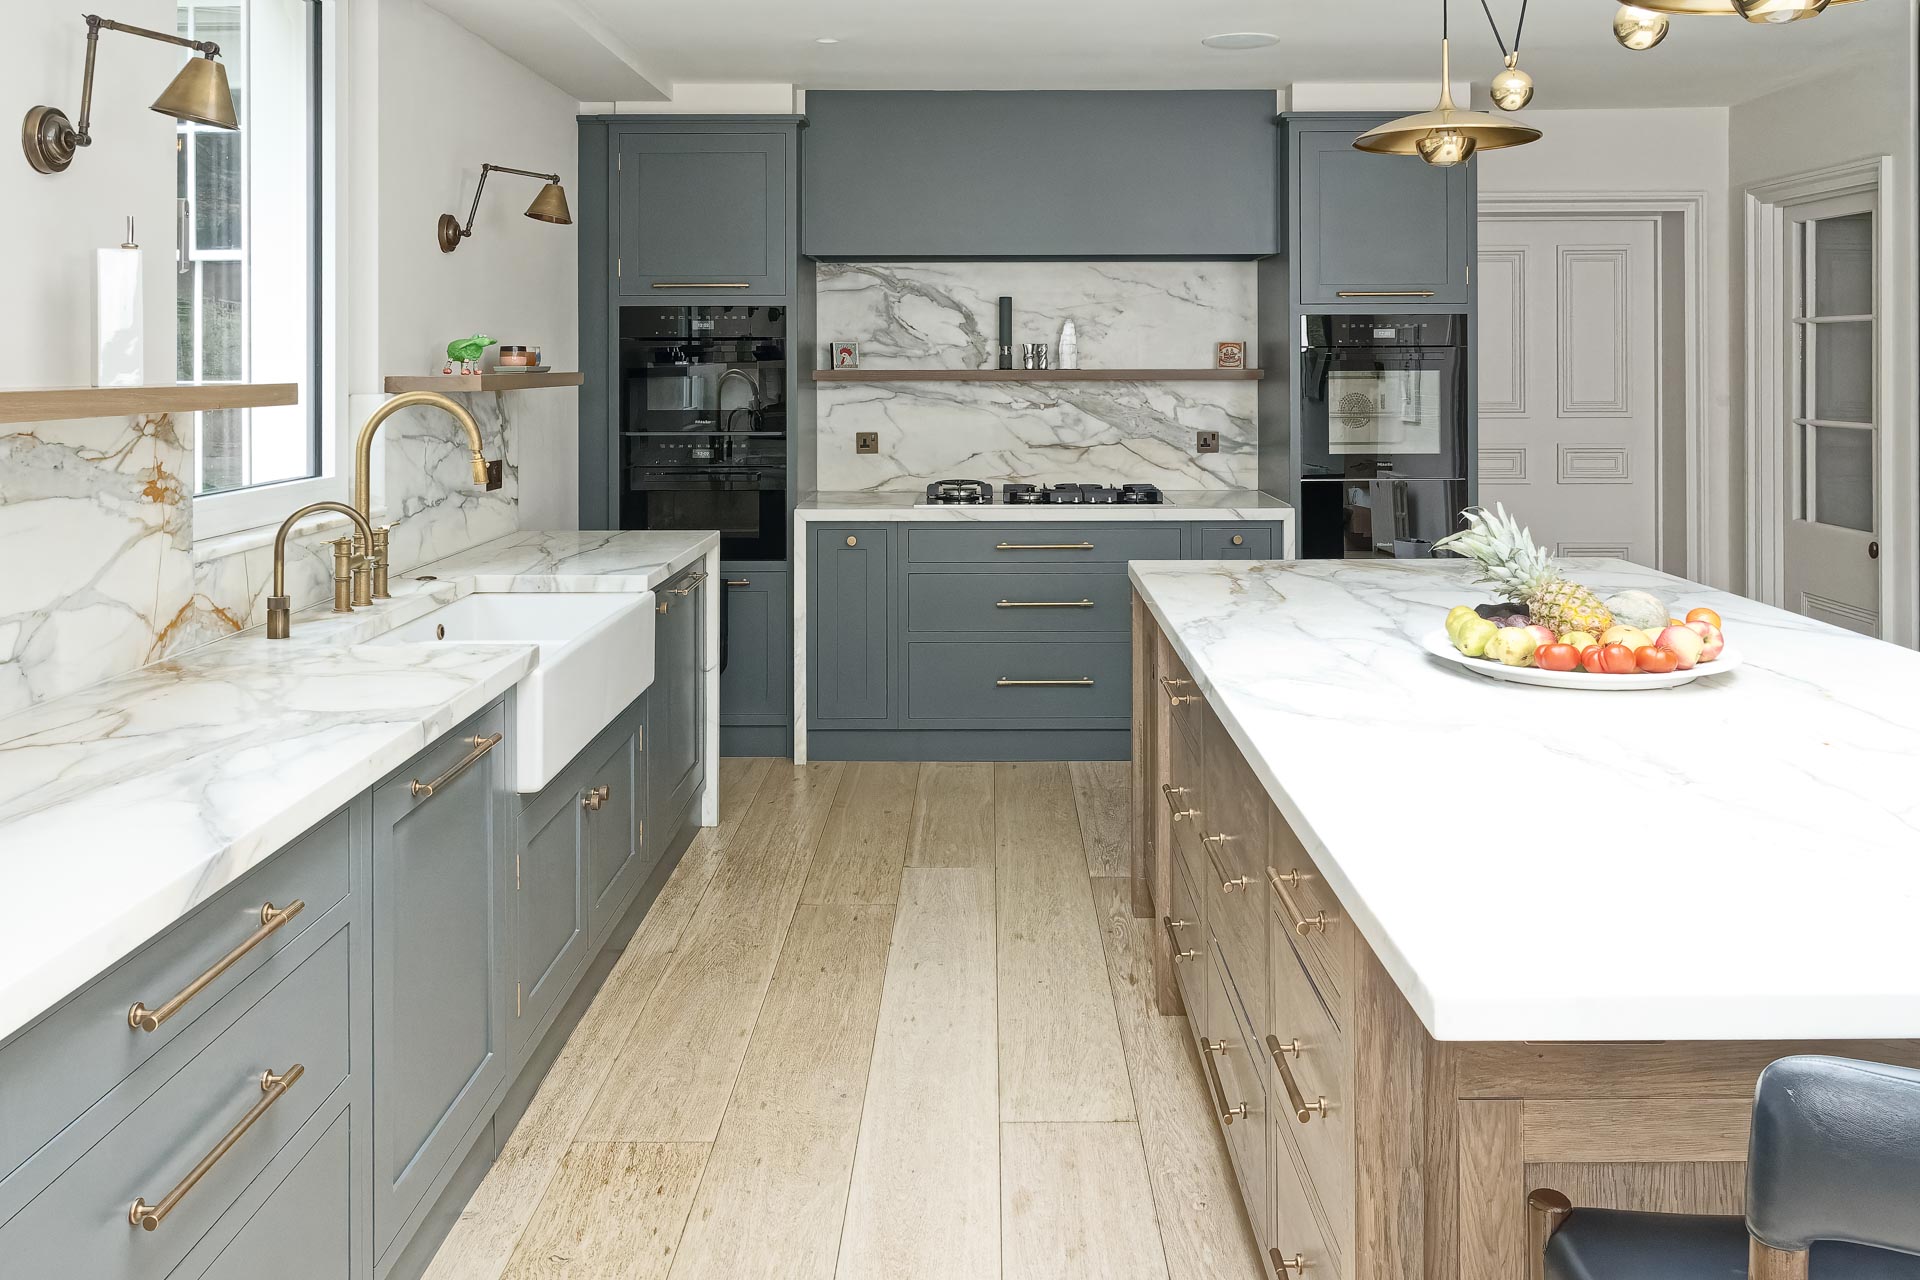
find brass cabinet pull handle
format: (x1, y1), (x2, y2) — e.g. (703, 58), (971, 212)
(582, 784), (611, 812)
(1197, 1035), (1247, 1125)
(1162, 915), (1197, 962)
(1268, 866), (1332, 936)
(1159, 676), (1199, 706)
(995, 599), (1095, 608)
(1160, 783), (1197, 823)
(127, 901), (306, 1033)
(1220, 872), (1253, 894)
(995, 541), (1094, 551)
(1270, 1247), (1309, 1275)
(129, 1064), (305, 1232)
(996, 677), (1094, 687)
(1335, 290), (1436, 298)
(665, 570), (708, 597)
(410, 733), (502, 800)
(1266, 1033), (1331, 1123)
(1201, 832), (1236, 863)
(653, 282), (750, 289)
(724, 578), (752, 587)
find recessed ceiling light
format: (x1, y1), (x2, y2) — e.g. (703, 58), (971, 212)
(815, 36), (840, 44)
(1201, 32), (1281, 50)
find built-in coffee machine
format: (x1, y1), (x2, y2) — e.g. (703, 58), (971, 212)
(1297, 313), (1470, 560)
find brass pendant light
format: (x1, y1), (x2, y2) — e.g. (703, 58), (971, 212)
(1619, 0), (1861, 21)
(1354, 0), (1541, 166)
(1479, 0), (1535, 112)
(1613, 5), (1673, 48)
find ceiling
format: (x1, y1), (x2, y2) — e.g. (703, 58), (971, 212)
(426, 0), (1900, 111)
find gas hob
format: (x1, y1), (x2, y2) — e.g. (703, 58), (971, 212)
(919, 480), (1169, 507)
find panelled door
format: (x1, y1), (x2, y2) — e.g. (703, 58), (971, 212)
(1782, 195), (1881, 636)
(1477, 216), (1660, 564)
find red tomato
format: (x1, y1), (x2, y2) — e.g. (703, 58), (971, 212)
(1535, 643), (1580, 672)
(1579, 645), (1608, 674)
(1635, 645), (1680, 675)
(1595, 643), (1637, 675)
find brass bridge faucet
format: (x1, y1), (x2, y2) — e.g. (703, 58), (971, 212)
(350, 391), (501, 606)
(266, 502), (377, 639)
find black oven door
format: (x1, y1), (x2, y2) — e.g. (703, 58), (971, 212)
(622, 468), (788, 562)
(1300, 346), (1467, 480)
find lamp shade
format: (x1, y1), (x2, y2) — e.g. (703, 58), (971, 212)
(152, 55), (237, 129)
(524, 181), (572, 225)
(1353, 40), (1540, 165)
(1622, 0), (1857, 16)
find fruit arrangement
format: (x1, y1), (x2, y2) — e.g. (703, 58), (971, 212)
(1435, 506), (1730, 678)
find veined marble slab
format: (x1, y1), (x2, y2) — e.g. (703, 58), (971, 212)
(1130, 558), (1920, 1042)
(0, 529), (719, 1044)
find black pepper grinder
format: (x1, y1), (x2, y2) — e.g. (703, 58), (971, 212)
(998, 296), (1013, 370)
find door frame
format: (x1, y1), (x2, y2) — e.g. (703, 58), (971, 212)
(1479, 192), (1711, 582)
(1744, 155), (1910, 645)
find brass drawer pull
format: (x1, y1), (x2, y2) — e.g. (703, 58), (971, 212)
(665, 570), (709, 597)
(582, 784), (611, 812)
(1201, 832), (1237, 863)
(1270, 1248), (1309, 1275)
(653, 282), (750, 289)
(995, 541), (1094, 551)
(1198, 1036), (1247, 1124)
(995, 599), (1095, 608)
(1160, 783), (1197, 822)
(127, 900), (306, 1033)
(1335, 290), (1436, 298)
(1220, 872), (1253, 894)
(996, 677), (1093, 687)
(410, 732), (503, 799)
(1266, 1033), (1331, 1123)
(1162, 916), (1197, 962)
(1269, 866), (1332, 936)
(129, 1064), (305, 1232)
(1159, 676), (1199, 706)
(724, 578), (752, 587)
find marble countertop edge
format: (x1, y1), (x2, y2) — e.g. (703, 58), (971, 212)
(794, 489), (1293, 521)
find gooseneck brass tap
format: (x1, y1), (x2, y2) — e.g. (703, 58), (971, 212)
(350, 391), (500, 605)
(266, 502), (378, 639)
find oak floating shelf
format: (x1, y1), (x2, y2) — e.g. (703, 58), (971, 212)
(812, 368), (1264, 384)
(383, 372), (585, 393)
(0, 382), (298, 425)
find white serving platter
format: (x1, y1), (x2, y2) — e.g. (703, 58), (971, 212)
(1420, 629), (1744, 690)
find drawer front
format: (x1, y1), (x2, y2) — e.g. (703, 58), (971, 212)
(906, 523), (1183, 565)
(1166, 711), (1207, 897)
(1269, 819), (1352, 1019)
(197, 1108), (352, 1280)
(1207, 840), (1266, 1047)
(905, 639), (1131, 723)
(1155, 631), (1204, 753)
(1197, 523), (1275, 560)
(906, 571), (1134, 635)
(1271, 1125), (1343, 1280)
(0, 926), (351, 1277)
(1201, 704), (1269, 892)
(0, 806), (351, 1184)
(1268, 900), (1353, 1246)
(1166, 852), (1205, 1021)
(1203, 950), (1270, 1245)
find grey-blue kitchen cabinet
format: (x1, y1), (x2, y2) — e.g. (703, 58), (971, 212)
(512, 771), (588, 1058)
(1292, 120), (1473, 307)
(585, 709), (648, 949)
(615, 131), (788, 299)
(720, 569), (791, 725)
(653, 570), (708, 831)
(194, 1108), (355, 1280)
(810, 526), (892, 724)
(1197, 522), (1285, 560)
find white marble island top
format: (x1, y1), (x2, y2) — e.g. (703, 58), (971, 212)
(1129, 557), (1920, 1043)
(0, 529), (718, 1044)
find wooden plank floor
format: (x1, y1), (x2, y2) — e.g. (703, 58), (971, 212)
(427, 758), (1262, 1280)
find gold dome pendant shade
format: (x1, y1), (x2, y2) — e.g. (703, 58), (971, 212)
(1354, 38), (1541, 167)
(152, 55), (238, 129)
(1621, 0), (1858, 19)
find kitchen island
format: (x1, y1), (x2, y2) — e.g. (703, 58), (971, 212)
(1127, 557), (1920, 1280)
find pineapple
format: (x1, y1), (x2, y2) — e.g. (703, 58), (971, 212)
(1433, 505), (1615, 636)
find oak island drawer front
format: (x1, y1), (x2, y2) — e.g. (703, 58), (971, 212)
(0, 805), (350, 1184)
(1271, 1128), (1343, 1280)
(1268, 903), (1353, 1245)
(906, 571), (1134, 635)
(905, 641), (1131, 723)
(906, 524), (1183, 564)
(196, 1109), (352, 1280)
(1166, 853), (1205, 1022)
(0, 927), (350, 1276)
(1207, 839), (1266, 1048)
(1165, 710), (1208, 898)
(1155, 631), (1204, 753)
(1203, 950), (1270, 1245)
(1202, 704), (1270, 890)
(1269, 825), (1351, 1018)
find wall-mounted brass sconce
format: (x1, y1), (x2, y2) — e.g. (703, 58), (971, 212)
(437, 164), (573, 253)
(23, 13), (238, 175)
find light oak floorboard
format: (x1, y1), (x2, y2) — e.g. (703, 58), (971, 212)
(501, 1141), (708, 1280)
(802, 762), (922, 904)
(836, 868), (1000, 1280)
(906, 761), (996, 869)
(1069, 760), (1132, 878)
(713, 756), (775, 845)
(671, 904), (894, 1280)
(997, 762), (1136, 1123)
(1090, 876), (1266, 1280)
(1001, 1121), (1171, 1280)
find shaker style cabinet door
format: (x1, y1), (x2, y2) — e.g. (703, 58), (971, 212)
(513, 781), (588, 1054)
(585, 721), (648, 947)
(615, 132), (788, 299)
(653, 570), (709, 826)
(810, 526), (892, 724)
(1294, 126), (1472, 307)
(719, 570), (791, 723)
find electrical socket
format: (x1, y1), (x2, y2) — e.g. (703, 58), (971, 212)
(855, 432), (880, 455)
(1195, 431), (1220, 454)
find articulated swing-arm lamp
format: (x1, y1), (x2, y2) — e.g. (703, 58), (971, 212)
(23, 13), (238, 175)
(438, 163), (573, 253)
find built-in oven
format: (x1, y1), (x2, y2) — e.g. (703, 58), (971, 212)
(1298, 313), (1470, 559)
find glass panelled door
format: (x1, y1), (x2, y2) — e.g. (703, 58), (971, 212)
(1785, 197), (1880, 636)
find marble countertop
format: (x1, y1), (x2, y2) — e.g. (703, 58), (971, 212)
(0, 529), (717, 1045)
(796, 489), (1292, 522)
(1129, 557), (1920, 1042)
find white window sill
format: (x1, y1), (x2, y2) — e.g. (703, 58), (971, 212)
(192, 478), (392, 560)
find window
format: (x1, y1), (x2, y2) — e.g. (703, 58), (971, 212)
(1790, 204), (1876, 534)
(178, 0), (320, 502)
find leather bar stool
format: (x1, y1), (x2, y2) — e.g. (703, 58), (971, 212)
(1534, 1057), (1920, 1280)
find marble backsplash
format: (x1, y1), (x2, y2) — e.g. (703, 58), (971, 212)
(0, 393), (519, 715)
(815, 261), (1258, 491)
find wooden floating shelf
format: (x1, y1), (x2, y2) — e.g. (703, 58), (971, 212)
(0, 382), (298, 425)
(812, 368), (1264, 384)
(383, 372), (585, 393)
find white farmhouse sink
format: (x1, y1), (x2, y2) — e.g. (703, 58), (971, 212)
(373, 592), (656, 792)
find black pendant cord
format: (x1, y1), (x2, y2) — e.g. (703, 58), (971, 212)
(1478, 0), (1530, 58)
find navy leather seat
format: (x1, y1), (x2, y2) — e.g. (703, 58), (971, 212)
(1540, 1057), (1920, 1280)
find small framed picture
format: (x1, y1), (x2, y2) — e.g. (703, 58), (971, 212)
(1215, 341), (1246, 370)
(830, 340), (861, 370)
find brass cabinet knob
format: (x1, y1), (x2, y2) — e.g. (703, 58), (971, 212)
(1232, 534), (1245, 546)
(846, 535), (857, 546)
(582, 784), (611, 812)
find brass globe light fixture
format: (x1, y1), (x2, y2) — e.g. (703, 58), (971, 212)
(1613, 5), (1674, 47)
(1617, 0), (1862, 23)
(1355, 0), (1541, 167)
